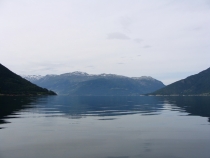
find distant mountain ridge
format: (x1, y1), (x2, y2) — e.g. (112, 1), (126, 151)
(23, 72), (165, 96)
(23, 71), (158, 82)
(0, 63), (56, 95)
(22, 75), (44, 82)
(151, 67), (210, 95)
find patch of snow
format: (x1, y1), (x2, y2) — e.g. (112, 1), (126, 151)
(62, 71), (89, 76)
(132, 76), (155, 81)
(22, 75), (44, 81)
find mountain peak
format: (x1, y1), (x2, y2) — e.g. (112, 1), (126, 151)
(23, 71), (165, 95)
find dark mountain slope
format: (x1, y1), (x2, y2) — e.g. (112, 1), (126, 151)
(0, 63), (56, 95)
(152, 67), (210, 95)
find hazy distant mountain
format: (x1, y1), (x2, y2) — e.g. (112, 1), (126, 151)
(151, 67), (210, 95)
(0, 63), (56, 95)
(23, 71), (165, 96)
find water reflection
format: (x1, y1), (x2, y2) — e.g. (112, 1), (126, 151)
(1, 96), (210, 128)
(0, 96), (39, 127)
(30, 96), (164, 119)
(0, 96), (46, 129)
(161, 96), (210, 122)
(1, 96), (210, 158)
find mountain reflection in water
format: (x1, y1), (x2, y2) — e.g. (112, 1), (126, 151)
(164, 96), (210, 122)
(0, 96), (37, 127)
(1, 96), (210, 158)
(31, 96), (164, 119)
(1, 96), (210, 125)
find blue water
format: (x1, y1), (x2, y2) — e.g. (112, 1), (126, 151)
(0, 96), (210, 158)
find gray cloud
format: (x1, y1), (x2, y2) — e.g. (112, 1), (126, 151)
(143, 45), (152, 48)
(86, 65), (95, 68)
(134, 38), (143, 43)
(193, 26), (202, 31)
(30, 66), (57, 74)
(119, 16), (132, 31)
(107, 32), (130, 40)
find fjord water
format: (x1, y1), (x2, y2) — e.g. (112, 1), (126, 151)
(0, 96), (210, 158)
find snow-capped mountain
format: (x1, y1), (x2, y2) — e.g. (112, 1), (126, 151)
(132, 76), (156, 81)
(23, 71), (165, 95)
(22, 75), (44, 82)
(61, 71), (89, 76)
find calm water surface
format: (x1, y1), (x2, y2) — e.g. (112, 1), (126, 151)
(0, 96), (210, 158)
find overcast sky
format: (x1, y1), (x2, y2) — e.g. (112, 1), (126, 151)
(1, 0), (210, 85)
